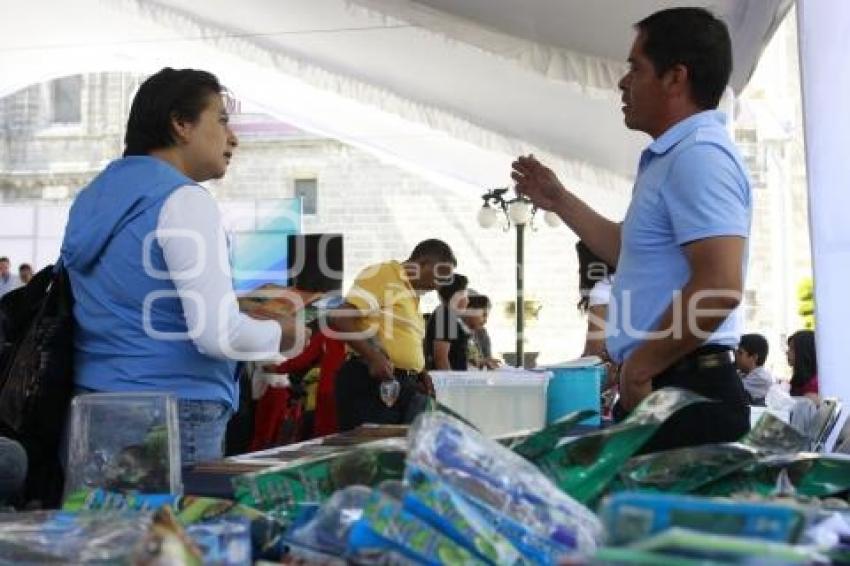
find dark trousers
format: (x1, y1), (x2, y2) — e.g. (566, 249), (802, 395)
(334, 358), (429, 431)
(616, 345), (751, 454)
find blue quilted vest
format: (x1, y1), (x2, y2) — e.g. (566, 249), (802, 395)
(61, 156), (237, 408)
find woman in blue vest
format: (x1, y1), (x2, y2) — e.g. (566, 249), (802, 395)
(60, 68), (302, 466)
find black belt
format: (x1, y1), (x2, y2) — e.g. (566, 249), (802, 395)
(346, 353), (420, 378)
(666, 345), (734, 374)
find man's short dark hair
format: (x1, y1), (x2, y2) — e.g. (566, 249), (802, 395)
(409, 239), (457, 266)
(739, 333), (769, 366)
(0, 257), (9, 264)
(437, 273), (468, 304)
(18, 263), (31, 271)
(636, 7), (732, 109)
(467, 294), (491, 310)
(124, 68), (223, 157)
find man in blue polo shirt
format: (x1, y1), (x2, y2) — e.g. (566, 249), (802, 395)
(511, 7), (751, 452)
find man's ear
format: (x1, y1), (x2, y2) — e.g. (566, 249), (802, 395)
(169, 112), (192, 144)
(663, 63), (690, 97)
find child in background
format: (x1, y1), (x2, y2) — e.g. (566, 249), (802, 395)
(464, 293), (501, 370)
(251, 321), (346, 449)
(734, 333), (774, 405)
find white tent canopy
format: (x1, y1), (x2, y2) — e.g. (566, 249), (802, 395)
(0, 0), (790, 193)
(4, 0), (849, 432)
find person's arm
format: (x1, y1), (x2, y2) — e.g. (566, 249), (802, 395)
(583, 277), (611, 357)
(478, 328), (493, 359)
(157, 186), (302, 361)
(326, 299), (393, 381)
(618, 144), (750, 410)
(432, 341), (452, 370)
(582, 304), (608, 358)
(511, 155), (621, 266)
(271, 332), (323, 374)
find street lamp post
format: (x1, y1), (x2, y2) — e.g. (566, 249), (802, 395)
(477, 188), (559, 367)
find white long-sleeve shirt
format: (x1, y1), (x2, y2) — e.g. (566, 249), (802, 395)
(157, 185), (282, 361)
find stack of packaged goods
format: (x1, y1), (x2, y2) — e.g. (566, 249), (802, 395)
(7, 387), (850, 564)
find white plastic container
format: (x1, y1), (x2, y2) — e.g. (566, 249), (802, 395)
(431, 369), (550, 437)
(64, 392), (182, 498)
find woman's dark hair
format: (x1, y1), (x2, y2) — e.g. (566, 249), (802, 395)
(437, 273), (468, 304)
(124, 67), (223, 156)
(788, 330), (817, 392)
(576, 241), (615, 312)
(635, 7), (732, 110)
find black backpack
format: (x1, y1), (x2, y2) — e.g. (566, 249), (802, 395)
(0, 263), (75, 507)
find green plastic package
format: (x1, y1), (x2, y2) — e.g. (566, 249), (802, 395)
(506, 409), (598, 460)
(740, 411), (810, 454)
(619, 411), (811, 494)
(619, 443), (760, 494)
(700, 452), (850, 498)
(232, 438), (406, 522)
(532, 388), (708, 504)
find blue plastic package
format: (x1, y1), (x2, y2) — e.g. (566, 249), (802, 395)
(347, 491), (485, 565)
(402, 469), (522, 565)
(406, 412), (603, 560)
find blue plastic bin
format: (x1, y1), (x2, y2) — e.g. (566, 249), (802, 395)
(542, 364), (604, 426)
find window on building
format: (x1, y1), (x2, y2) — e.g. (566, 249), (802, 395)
(50, 75), (82, 124)
(295, 178), (318, 215)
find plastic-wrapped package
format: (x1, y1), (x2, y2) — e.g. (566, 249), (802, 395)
(185, 517), (251, 566)
(532, 388), (707, 503)
(506, 409), (598, 460)
(403, 469), (522, 565)
(741, 411), (810, 454)
(288, 485), (373, 557)
(619, 411), (813, 495)
(347, 491), (485, 565)
(233, 438), (406, 522)
(64, 392), (182, 497)
(280, 543), (349, 565)
(619, 443), (760, 494)
(701, 453), (850, 498)
(0, 509), (199, 565)
(406, 411), (603, 561)
(377, 479), (407, 500)
(63, 488), (287, 561)
(625, 527), (825, 564)
(598, 491), (806, 545)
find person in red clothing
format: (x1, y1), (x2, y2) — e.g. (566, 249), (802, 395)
(250, 326), (346, 450)
(787, 329), (819, 400)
